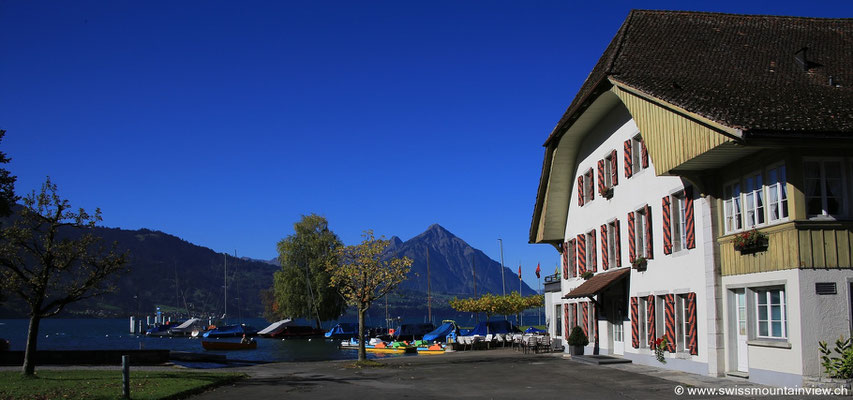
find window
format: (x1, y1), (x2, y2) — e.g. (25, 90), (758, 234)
(655, 296), (665, 343)
(584, 169), (594, 203)
(724, 182), (743, 233)
(586, 231), (596, 272)
(767, 164), (789, 222)
(804, 160), (845, 218)
(756, 288), (787, 339)
(744, 172), (765, 228)
(638, 297), (648, 348)
(567, 240), (577, 278)
(606, 221), (617, 267)
(631, 135), (645, 174)
(604, 153), (614, 189)
(676, 295), (690, 352)
(556, 304), (562, 337)
(634, 207), (650, 258)
(671, 193), (687, 252)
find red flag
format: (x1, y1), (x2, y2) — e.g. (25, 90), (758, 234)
(535, 263), (541, 279)
(518, 265), (522, 280)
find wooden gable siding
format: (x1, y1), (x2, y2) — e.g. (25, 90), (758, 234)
(610, 83), (739, 175)
(718, 221), (853, 276)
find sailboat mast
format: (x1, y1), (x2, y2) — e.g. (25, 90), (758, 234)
(427, 247), (431, 324)
(224, 253), (227, 321)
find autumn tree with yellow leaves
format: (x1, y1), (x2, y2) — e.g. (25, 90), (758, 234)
(327, 230), (412, 361)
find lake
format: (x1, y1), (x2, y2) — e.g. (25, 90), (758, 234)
(0, 318), (410, 364)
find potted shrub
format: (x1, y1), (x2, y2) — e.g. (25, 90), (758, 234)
(631, 257), (648, 271)
(600, 186), (614, 199)
(734, 229), (769, 254)
(566, 326), (589, 356)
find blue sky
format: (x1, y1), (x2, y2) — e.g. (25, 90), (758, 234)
(1, 1), (850, 289)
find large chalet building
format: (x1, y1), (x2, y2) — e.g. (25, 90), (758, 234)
(532, 10), (853, 387)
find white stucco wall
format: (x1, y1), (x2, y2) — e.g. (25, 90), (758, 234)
(721, 269), (802, 385)
(797, 269), (853, 378)
(559, 104), (715, 369)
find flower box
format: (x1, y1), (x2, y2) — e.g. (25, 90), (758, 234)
(734, 229), (769, 255)
(631, 257), (648, 271)
(581, 271), (594, 280)
(600, 187), (614, 199)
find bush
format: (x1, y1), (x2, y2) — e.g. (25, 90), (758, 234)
(567, 326), (589, 346)
(820, 336), (853, 379)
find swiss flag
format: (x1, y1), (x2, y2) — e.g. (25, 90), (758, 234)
(518, 265), (522, 279)
(535, 263), (541, 279)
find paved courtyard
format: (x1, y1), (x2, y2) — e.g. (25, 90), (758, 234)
(189, 349), (839, 399)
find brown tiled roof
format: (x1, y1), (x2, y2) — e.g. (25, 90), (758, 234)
(563, 267), (630, 299)
(545, 10), (853, 144)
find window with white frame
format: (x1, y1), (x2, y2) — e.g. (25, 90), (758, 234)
(671, 193), (687, 252)
(744, 172), (765, 228)
(804, 160), (845, 218)
(604, 152), (614, 188)
(635, 207), (648, 258)
(724, 182), (743, 233)
(607, 221), (617, 267)
(756, 287), (787, 339)
(655, 296), (665, 342)
(638, 297), (648, 348)
(632, 135), (646, 174)
(567, 240), (577, 278)
(767, 164), (789, 222)
(676, 295), (689, 352)
(555, 304), (562, 337)
(586, 231), (595, 271)
(584, 168), (594, 204)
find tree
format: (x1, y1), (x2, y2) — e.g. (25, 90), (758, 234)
(450, 292), (544, 321)
(327, 230), (412, 362)
(270, 214), (346, 329)
(0, 130), (17, 218)
(0, 178), (128, 375)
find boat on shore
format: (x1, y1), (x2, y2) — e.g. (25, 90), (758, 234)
(201, 340), (257, 350)
(259, 319), (325, 338)
(202, 324), (258, 338)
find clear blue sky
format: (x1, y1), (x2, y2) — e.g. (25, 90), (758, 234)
(1, 0), (850, 289)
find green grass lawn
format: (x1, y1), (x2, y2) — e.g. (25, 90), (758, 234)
(0, 370), (245, 400)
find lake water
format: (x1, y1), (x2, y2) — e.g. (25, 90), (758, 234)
(0, 318), (410, 364)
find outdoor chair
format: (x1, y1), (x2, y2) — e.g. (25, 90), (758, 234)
(484, 334), (493, 349)
(537, 335), (550, 353)
(522, 335), (538, 354)
(495, 334), (505, 347)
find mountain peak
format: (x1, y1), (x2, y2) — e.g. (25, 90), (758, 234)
(426, 223), (452, 235)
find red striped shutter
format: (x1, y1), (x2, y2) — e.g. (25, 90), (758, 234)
(647, 295), (656, 347)
(597, 160), (605, 195)
(576, 234), (586, 275)
(645, 205), (654, 260)
(662, 196), (672, 255)
(562, 241), (569, 279)
(577, 176), (584, 206)
(563, 304), (569, 338)
(581, 301), (589, 338)
(600, 224), (609, 271)
(688, 292), (698, 355)
(614, 219), (622, 268)
(590, 230), (597, 272)
(628, 212), (636, 262)
(641, 139), (649, 168)
(665, 294), (676, 352)
(630, 297), (639, 348)
(610, 150), (618, 186)
(624, 140), (633, 178)
(685, 187), (696, 249)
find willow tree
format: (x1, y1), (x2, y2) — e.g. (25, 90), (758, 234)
(327, 230), (412, 361)
(0, 178), (128, 375)
(271, 214), (346, 329)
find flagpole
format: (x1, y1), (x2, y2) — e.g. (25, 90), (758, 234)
(538, 269), (542, 326)
(518, 263), (523, 327)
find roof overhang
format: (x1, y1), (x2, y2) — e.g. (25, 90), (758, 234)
(563, 268), (630, 299)
(529, 88), (622, 246)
